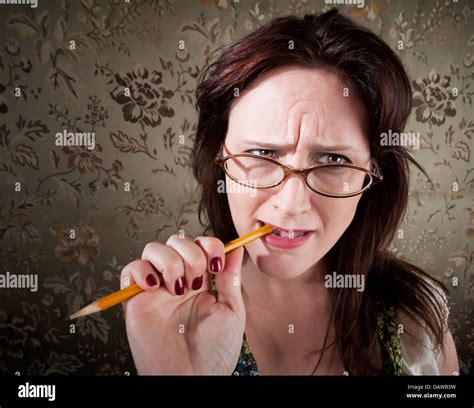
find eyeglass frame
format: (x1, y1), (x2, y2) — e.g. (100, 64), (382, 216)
(215, 144), (384, 198)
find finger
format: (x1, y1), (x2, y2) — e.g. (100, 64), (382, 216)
(166, 235), (209, 292)
(193, 236), (226, 276)
(120, 260), (160, 318)
(121, 259), (161, 292)
(142, 241), (185, 296)
(214, 246), (245, 312)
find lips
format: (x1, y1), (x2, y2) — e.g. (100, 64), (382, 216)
(257, 220), (315, 237)
(256, 220), (314, 250)
(272, 229), (307, 238)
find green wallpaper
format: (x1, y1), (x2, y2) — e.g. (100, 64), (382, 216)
(0, 0), (472, 375)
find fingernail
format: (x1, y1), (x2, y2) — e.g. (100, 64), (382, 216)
(175, 277), (185, 295)
(210, 257), (222, 273)
(146, 274), (157, 287)
(192, 276), (203, 290)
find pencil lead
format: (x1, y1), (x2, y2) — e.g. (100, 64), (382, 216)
(69, 302), (101, 320)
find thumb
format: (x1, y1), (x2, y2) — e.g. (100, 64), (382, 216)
(215, 246), (245, 312)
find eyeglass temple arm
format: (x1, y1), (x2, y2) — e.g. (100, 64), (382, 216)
(371, 161), (383, 180)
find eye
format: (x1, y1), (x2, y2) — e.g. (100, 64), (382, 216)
(318, 153), (351, 165)
(245, 149), (276, 158)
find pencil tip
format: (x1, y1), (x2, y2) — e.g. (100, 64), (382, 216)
(69, 302), (101, 320)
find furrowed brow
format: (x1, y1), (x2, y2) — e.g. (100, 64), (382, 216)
(241, 140), (360, 155)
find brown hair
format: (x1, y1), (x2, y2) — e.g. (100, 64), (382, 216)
(192, 9), (448, 374)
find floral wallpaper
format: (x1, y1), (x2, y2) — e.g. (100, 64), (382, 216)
(0, 0), (472, 375)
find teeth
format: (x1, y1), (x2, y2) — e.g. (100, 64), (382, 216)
(272, 229), (306, 238)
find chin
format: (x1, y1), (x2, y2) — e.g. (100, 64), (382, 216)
(248, 250), (322, 280)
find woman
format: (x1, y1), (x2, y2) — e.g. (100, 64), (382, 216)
(120, 9), (459, 375)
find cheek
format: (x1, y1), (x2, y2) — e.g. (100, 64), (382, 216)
(225, 177), (262, 236)
(317, 195), (361, 236)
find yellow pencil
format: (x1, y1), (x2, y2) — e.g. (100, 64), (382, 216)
(69, 225), (273, 320)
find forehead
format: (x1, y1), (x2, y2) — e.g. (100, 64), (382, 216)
(226, 66), (370, 155)
(239, 66), (344, 100)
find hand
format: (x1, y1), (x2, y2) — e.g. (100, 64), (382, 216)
(121, 234), (246, 375)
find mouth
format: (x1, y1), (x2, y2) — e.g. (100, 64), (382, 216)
(257, 220), (315, 239)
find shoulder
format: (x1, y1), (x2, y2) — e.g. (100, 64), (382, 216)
(395, 278), (459, 375)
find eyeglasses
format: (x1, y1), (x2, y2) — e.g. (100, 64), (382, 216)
(215, 146), (383, 198)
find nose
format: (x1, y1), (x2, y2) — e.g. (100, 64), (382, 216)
(270, 173), (312, 216)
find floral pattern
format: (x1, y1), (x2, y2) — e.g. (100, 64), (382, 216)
(412, 69), (456, 126)
(49, 222), (100, 269)
(0, 0), (472, 376)
(111, 63), (175, 128)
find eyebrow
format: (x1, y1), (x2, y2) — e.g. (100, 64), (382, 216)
(240, 140), (361, 155)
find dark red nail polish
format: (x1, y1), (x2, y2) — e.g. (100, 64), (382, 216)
(175, 277), (185, 295)
(146, 274), (157, 287)
(192, 276), (203, 290)
(210, 257), (222, 273)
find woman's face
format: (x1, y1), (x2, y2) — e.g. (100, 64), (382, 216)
(224, 66), (371, 280)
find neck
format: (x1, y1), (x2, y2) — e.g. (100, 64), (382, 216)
(241, 253), (328, 306)
(241, 252), (336, 373)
